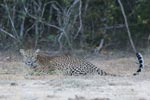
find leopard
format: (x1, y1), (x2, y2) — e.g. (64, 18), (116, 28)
(20, 49), (144, 76)
(20, 49), (116, 76)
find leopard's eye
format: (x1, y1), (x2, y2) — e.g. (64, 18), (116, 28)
(23, 55), (26, 57)
(25, 55), (27, 57)
(31, 56), (35, 59)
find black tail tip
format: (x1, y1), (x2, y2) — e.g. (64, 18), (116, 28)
(133, 73), (137, 76)
(133, 73), (139, 76)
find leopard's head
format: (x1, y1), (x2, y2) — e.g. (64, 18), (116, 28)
(20, 49), (40, 68)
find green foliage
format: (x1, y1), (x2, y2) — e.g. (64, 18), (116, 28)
(47, 34), (56, 41)
(0, 0), (150, 50)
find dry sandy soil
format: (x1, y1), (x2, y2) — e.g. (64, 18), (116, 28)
(0, 51), (150, 100)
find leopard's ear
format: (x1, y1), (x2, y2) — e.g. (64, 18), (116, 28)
(35, 49), (40, 53)
(20, 49), (25, 55)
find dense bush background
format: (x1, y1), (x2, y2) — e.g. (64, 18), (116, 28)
(0, 0), (150, 52)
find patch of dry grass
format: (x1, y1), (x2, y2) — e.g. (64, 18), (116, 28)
(0, 51), (150, 100)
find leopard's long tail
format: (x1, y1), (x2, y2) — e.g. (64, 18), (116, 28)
(96, 52), (144, 76)
(133, 52), (144, 76)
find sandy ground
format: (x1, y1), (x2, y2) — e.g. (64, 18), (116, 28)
(0, 52), (150, 100)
